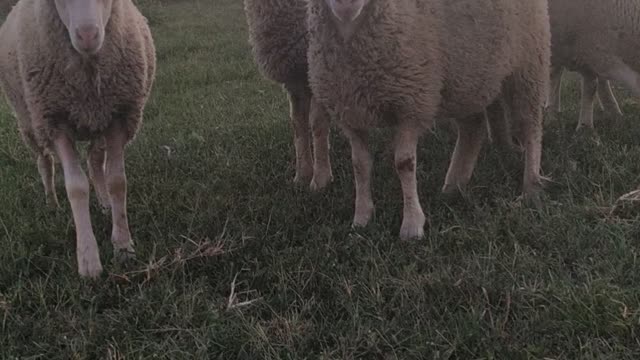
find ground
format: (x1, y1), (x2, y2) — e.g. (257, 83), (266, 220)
(1, 0), (640, 358)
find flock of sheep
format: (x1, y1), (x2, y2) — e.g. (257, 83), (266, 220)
(0, 0), (638, 278)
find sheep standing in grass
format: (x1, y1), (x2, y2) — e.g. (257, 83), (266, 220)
(244, 0), (333, 190)
(548, 0), (640, 130)
(307, 0), (550, 239)
(0, 0), (156, 278)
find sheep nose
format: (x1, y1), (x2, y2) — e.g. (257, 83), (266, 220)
(75, 25), (100, 52)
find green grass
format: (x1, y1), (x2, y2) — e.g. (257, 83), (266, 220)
(2, 0), (640, 358)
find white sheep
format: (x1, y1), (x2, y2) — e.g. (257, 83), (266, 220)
(244, 0), (333, 190)
(307, 0), (550, 239)
(0, 0), (156, 278)
(548, 0), (638, 129)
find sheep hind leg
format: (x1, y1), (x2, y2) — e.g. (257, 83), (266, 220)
(548, 66), (564, 114)
(442, 113), (487, 195)
(598, 79), (623, 117)
(394, 126), (425, 240)
(53, 134), (103, 278)
(284, 83), (313, 185)
(344, 128), (374, 228)
(577, 72), (598, 130)
(508, 75), (547, 202)
(87, 138), (110, 212)
(37, 153), (60, 208)
(309, 97), (333, 191)
(104, 122), (135, 260)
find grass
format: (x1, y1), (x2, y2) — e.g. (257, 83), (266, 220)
(1, 0), (640, 358)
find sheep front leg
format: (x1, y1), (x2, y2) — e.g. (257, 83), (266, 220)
(37, 153), (60, 208)
(442, 114), (486, 194)
(309, 97), (333, 191)
(578, 73), (598, 130)
(87, 138), (110, 211)
(394, 127), (425, 240)
(344, 128), (374, 227)
(53, 135), (103, 278)
(104, 122), (135, 259)
(285, 83), (314, 185)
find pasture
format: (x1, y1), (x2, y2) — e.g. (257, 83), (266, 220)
(1, 0), (640, 358)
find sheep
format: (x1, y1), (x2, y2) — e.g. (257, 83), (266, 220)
(0, 0), (156, 278)
(244, 0), (333, 190)
(307, 0), (550, 240)
(547, 0), (640, 130)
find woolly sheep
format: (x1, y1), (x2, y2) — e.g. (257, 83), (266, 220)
(548, 0), (639, 130)
(307, 0), (550, 239)
(0, 0), (156, 278)
(244, 0), (333, 190)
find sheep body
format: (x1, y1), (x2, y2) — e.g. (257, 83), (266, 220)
(244, 0), (332, 190)
(307, 0), (550, 238)
(0, 0), (156, 277)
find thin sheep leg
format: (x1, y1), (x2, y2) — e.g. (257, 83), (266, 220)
(548, 66), (564, 113)
(511, 76), (546, 199)
(53, 135), (103, 278)
(37, 153), (60, 208)
(394, 127), (425, 240)
(104, 123), (135, 259)
(285, 84), (314, 184)
(578, 73), (598, 129)
(598, 80), (623, 116)
(442, 114), (487, 194)
(344, 128), (374, 227)
(309, 97), (333, 191)
(87, 138), (110, 210)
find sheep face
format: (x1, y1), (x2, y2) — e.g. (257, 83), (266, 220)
(54, 0), (114, 56)
(325, 0), (369, 23)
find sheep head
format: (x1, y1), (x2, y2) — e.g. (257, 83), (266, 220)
(54, 0), (114, 56)
(325, 0), (370, 23)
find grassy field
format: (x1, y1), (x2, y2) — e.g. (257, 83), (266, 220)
(1, 0), (640, 358)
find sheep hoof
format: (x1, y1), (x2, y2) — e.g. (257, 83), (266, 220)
(441, 183), (468, 197)
(574, 126), (601, 146)
(293, 173), (313, 186)
(352, 205), (374, 228)
(520, 177), (551, 208)
(399, 213), (426, 241)
(46, 194), (61, 209)
(78, 253), (104, 279)
(114, 246), (136, 262)
(310, 171), (334, 191)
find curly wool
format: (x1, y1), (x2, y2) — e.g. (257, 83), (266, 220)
(0, 0), (156, 152)
(244, 0), (309, 85)
(307, 0), (550, 131)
